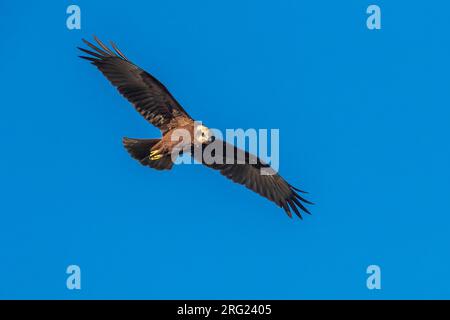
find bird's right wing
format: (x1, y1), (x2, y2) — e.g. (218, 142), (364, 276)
(193, 140), (312, 218)
(78, 36), (192, 133)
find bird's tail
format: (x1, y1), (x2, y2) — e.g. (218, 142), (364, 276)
(122, 137), (173, 170)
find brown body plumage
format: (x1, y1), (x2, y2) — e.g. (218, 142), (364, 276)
(79, 36), (313, 218)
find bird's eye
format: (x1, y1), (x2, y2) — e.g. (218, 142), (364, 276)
(202, 132), (205, 136)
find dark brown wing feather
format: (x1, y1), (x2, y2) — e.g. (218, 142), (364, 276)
(193, 140), (312, 218)
(78, 36), (191, 132)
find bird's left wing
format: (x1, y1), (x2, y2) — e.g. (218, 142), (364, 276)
(193, 140), (312, 218)
(78, 36), (191, 133)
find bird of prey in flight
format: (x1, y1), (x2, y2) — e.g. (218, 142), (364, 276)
(78, 36), (312, 218)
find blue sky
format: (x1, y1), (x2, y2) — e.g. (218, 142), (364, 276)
(0, 1), (449, 299)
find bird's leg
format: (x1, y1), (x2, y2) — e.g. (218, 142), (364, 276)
(149, 150), (158, 157)
(149, 149), (163, 160)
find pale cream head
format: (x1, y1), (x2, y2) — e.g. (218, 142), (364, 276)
(195, 124), (212, 143)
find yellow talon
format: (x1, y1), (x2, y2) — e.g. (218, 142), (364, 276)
(150, 150), (159, 157)
(150, 154), (163, 160)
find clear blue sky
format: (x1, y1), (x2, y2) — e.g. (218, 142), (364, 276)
(1, 1), (449, 299)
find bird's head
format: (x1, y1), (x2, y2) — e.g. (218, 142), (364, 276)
(194, 124), (213, 144)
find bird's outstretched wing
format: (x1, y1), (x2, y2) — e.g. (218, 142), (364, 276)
(78, 36), (191, 132)
(193, 141), (312, 218)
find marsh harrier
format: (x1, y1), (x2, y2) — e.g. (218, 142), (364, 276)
(78, 37), (312, 218)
